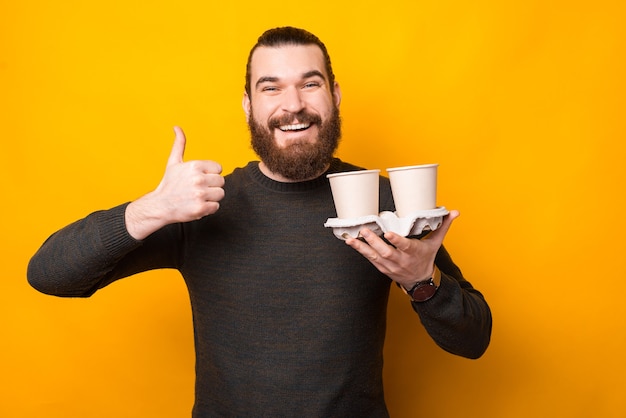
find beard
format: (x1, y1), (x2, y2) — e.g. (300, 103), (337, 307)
(248, 106), (342, 181)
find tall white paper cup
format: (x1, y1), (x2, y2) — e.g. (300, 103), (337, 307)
(387, 164), (438, 217)
(327, 169), (380, 219)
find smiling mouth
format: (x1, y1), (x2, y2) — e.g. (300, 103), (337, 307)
(278, 123), (311, 132)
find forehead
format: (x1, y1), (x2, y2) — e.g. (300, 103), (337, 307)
(249, 44), (328, 83)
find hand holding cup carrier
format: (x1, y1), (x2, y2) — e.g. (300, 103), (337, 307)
(324, 164), (449, 239)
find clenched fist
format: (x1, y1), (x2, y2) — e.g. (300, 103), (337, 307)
(125, 126), (225, 240)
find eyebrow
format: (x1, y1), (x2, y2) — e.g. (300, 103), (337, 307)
(255, 70), (327, 89)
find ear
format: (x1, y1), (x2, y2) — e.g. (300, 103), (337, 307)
(333, 82), (342, 107)
(242, 92), (251, 122)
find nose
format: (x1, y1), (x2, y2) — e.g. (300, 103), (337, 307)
(281, 86), (305, 114)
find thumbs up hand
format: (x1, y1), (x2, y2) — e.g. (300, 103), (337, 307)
(125, 127), (225, 240)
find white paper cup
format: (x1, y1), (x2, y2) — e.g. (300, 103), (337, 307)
(387, 164), (438, 217)
(327, 169), (380, 219)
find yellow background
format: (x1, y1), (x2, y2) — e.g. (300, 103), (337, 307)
(2, 0), (625, 417)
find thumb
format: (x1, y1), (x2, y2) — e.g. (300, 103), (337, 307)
(167, 126), (186, 166)
(424, 209), (460, 244)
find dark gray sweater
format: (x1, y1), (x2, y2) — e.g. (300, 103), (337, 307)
(28, 158), (491, 417)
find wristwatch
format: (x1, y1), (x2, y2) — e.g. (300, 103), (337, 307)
(402, 267), (440, 302)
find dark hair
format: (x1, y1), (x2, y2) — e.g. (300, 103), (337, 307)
(244, 26), (336, 97)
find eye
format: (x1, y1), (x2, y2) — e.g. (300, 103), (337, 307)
(259, 85), (282, 95)
(303, 81), (321, 89)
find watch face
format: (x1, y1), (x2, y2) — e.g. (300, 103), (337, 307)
(410, 280), (437, 302)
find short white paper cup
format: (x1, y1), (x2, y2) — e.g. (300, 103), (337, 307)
(387, 164), (438, 217)
(327, 169), (380, 219)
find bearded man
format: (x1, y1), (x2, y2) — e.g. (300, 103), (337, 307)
(28, 26), (492, 417)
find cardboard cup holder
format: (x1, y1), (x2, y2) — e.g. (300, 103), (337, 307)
(324, 207), (449, 240)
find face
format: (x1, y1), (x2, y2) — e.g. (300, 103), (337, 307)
(243, 44), (342, 181)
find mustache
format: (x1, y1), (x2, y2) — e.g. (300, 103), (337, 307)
(268, 111), (322, 129)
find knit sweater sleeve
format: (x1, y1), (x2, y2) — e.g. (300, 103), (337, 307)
(27, 203), (180, 297)
(412, 245), (492, 359)
(379, 170), (491, 359)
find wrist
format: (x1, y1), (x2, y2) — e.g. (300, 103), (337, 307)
(125, 195), (169, 240)
(401, 266), (441, 302)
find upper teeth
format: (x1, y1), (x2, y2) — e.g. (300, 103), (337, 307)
(279, 123), (310, 131)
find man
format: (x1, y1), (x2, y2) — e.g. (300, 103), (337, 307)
(28, 27), (491, 417)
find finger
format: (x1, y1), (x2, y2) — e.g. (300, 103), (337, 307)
(202, 162), (224, 176)
(347, 230), (399, 274)
(359, 229), (397, 259)
(167, 126), (187, 166)
(423, 209), (460, 244)
(383, 232), (412, 252)
(344, 231), (379, 259)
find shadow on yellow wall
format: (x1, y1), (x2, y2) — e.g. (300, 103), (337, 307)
(2, 1), (625, 417)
